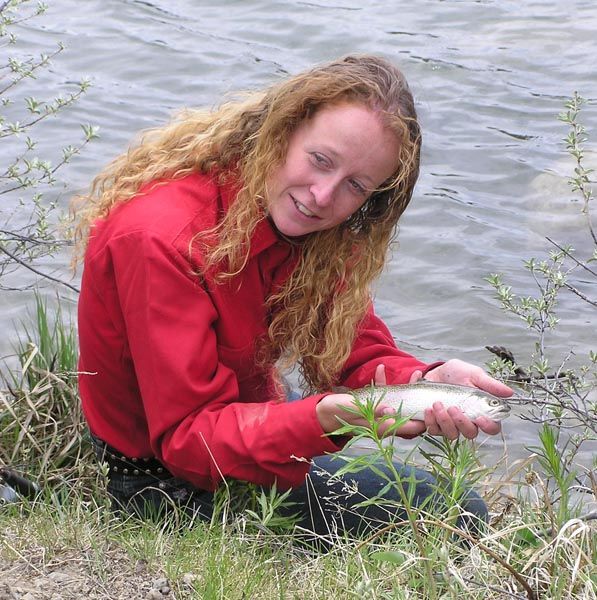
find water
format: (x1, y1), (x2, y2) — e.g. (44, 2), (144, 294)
(2, 0), (596, 469)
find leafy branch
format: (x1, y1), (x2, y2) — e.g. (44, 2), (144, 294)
(486, 93), (596, 506)
(0, 0), (98, 290)
(558, 92), (596, 243)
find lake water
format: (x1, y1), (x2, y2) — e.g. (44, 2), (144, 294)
(2, 0), (596, 473)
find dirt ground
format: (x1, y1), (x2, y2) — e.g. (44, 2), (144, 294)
(0, 552), (195, 600)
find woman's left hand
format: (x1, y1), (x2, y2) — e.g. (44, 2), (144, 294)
(413, 358), (513, 439)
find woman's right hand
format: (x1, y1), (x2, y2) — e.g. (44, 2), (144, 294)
(315, 393), (427, 439)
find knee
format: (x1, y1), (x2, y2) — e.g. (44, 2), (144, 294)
(455, 488), (488, 536)
(391, 464), (489, 534)
(461, 488), (488, 522)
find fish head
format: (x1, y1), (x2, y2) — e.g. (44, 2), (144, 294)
(481, 396), (511, 421)
(461, 392), (511, 421)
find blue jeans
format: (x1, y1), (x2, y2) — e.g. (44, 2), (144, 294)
(99, 448), (488, 544)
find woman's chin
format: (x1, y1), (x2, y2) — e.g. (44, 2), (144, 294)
(270, 217), (314, 239)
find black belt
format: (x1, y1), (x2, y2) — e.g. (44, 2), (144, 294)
(91, 435), (173, 479)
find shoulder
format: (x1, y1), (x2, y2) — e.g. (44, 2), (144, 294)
(106, 172), (222, 236)
(86, 172), (234, 257)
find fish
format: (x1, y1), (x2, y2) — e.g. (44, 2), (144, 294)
(350, 382), (511, 422)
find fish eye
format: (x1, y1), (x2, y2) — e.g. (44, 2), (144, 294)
(489, 398), (500, 406)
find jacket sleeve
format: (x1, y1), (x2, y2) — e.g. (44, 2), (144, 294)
(338, 303), (441, 388)
(107, 230), (341, 491)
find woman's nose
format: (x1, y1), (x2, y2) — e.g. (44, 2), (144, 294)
(311, 177), (338, 207)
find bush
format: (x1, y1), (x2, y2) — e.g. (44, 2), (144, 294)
(0, 0), (97, 291)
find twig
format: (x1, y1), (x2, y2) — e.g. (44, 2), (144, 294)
(0, 45), (63, 97)
(0, 229), (72, 247)
(537, 511), (597, 537)
(546, 237), (597, 278)
(458, 575), (527, 599)
(563, 282), (597, 308)
(0, 242), (79, 292)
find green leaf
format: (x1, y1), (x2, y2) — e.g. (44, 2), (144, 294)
(515, 526), (542, 547)
(370, 551), (407, 565)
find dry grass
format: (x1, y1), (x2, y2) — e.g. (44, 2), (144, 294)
(0, 363), (92, 481)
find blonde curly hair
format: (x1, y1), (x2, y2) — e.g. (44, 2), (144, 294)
(73, 54), (421, 392)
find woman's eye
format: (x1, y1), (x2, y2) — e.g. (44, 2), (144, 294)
(311, 152), (329, 167)
(349, 180), (366, 195)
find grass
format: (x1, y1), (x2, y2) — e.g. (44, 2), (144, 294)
(0, 293), (92, 485)
(1, 482), (595, 599)
(1, 296), (595, 600)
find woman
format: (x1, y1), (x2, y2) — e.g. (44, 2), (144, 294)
(75, 54), (511, 539)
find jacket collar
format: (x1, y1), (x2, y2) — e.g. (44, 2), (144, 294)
(219, 175), (296, 259)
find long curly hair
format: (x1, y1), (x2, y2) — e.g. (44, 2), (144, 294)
(73, 54), (421, 392)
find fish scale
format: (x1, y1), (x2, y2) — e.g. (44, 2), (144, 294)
(350, 382), (511, 421)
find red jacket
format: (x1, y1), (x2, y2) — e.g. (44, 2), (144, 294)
(78, 172), (431, 490)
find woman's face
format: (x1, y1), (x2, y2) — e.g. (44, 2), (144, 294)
(266, 102), (400, 238)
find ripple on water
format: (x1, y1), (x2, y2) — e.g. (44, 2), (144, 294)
(3, 0), (596, 467)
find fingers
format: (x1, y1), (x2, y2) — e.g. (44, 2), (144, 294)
(471, 371), (514, 397)
(447, 406), (479, 439)
(393, 419), (427, 439)
(317, 393), (409, 435)
(409, 369), (423, 384)
(424, 403), (460, 439)
(374, 363), (387, 386)
(424, 407), (442, 436)
(424, 402), (479, 440)
(474, 416), (502, 435)
(316, 393), (357, 433)
(425, 359), (514, 399)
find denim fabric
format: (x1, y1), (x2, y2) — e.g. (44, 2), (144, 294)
(98, 446), (487, 543)
(284, 454), (487, 540)
(104, 470), (216, 522)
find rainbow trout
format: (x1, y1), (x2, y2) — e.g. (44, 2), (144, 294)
(350, 382), (511, 421)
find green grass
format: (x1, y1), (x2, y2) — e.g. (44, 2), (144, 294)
(1, 481), (595, 599)
(0, 292), (91, 482)
(1, 297), (595, 600)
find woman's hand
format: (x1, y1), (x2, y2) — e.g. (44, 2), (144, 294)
(421, 358), (513, 397)
(413, 358), (513, 440)
(316, 359), (512, 441)
(316, 393), (427, 439)
(316, 363), (427, 439)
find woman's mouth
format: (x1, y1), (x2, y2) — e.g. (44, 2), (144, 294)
(292, 196), (318, 218)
